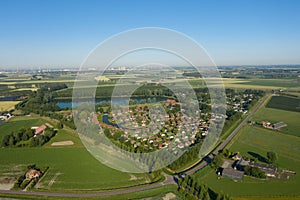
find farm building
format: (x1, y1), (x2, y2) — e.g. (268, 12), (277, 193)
(272, 122), (287, 130)
(235, 159), (250, 171)
(222, 168), (244, 181)
(0, 113), (12, 121)
(250, 162), (277, 177)
(35, 124), (47, 135)
(25, 169), (41, 180)
(232, 153), (242, 161)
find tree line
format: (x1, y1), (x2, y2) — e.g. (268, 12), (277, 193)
(1, 127), (56, 147)
(177, 175), (231, 200)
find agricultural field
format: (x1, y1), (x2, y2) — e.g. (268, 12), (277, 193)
(266, 95), (300, 113)
(193, 125), (300, 198)
(0, 115), (54, 142)
(237, 78), (300, 88)
(0, 147), (150, 191)
(191, 93), (300, 198)
(0, 115), (153, 192)
(253, 96), (300, 137)
(43, 128), (83, 148)
(0, 185), (180, 200)
(0, 101), (20, 111)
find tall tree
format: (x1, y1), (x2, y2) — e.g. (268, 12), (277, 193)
(267, 151), (277, 164)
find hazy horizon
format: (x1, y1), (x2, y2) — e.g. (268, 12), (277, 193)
(1, 0), (300, 68)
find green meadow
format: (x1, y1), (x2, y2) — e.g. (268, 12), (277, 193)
(193, 125), (300, 198)
(192, 93), (300, 198)
(0, 147), (149, 191)
(0, 185), (180, 200)
(253, 96), (300, 137)
(0, 115), (151, 191)
(0, 116), (51, 142)
(266, 95), (300, 113)
(237, 79), (300, 88)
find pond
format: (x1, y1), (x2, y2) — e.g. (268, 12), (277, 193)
(0, 96), (20, 101)
(102, 113), (123, 129)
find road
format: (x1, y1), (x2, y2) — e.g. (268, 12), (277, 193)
(186, 93), (271, 175)
(0, 94), (270, 198)
(0, 174), (175, 198)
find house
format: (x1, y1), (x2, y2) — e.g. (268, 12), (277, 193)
(35, 125), (47, 135)
(165, 99), (180, 107)
(222, 168), (244, 181)
(178, 143), (185, 149)
(232, 153), (242, 161)
(261, 121), (272, 128)
(25, 169), (41, 180)
(0, 113), (12, 121)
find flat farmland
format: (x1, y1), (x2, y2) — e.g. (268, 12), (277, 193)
(237, 78), (300, 88)
(253, 98), (300, 137)
(43, 128), (83, 148)
(193, 125), (300, 198)
(0, 116), (51, 142)
(0, 101), (20, 111)
(266, 95), (300, 113)
(0, 147), (149, 191)
(192, 93), (300, 198)
(0, 116), (150, 191)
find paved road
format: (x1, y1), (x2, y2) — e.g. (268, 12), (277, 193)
(0, 94), (270, 198)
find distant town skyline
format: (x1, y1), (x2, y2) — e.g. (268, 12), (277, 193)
(0, 0), (300, 68)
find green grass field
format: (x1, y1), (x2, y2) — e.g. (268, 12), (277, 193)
(193, 125), (300, 198)
(0, 115), (152, 192)
(266, 95), (300, 113)
(192, 93), (300, 198)
(253, 98), (300, 137)
(238, 79), (300, 88)
(0, 116), (50, 142)
(0, 147), (149, 191)
(0, 185), (180, 200)
(43, 129), (83, 148)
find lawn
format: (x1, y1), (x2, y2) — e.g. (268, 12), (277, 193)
(0, 101), (21, 111)
(0, 147), (149, 191)
(193, 125), (300, 198)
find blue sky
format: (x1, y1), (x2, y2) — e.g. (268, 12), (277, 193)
(0, 0), (300, 68)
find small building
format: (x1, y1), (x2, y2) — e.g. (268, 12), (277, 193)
(35, 125), (47, 135)
(232, 153), (242, 161)
(261, 121), (272, 128)
(165, 99), (180, 107)
(25, 169), (41, 180)
(272, 122), (287, 130)
(235, 159), (250, 171)
(0, 113), (12, 121)
(222, 168), (244, 181)
(221, 159), (235, 169)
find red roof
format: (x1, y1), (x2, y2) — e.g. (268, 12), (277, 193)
(165, 99), (180, 106)
(35, 125), (47, 135)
